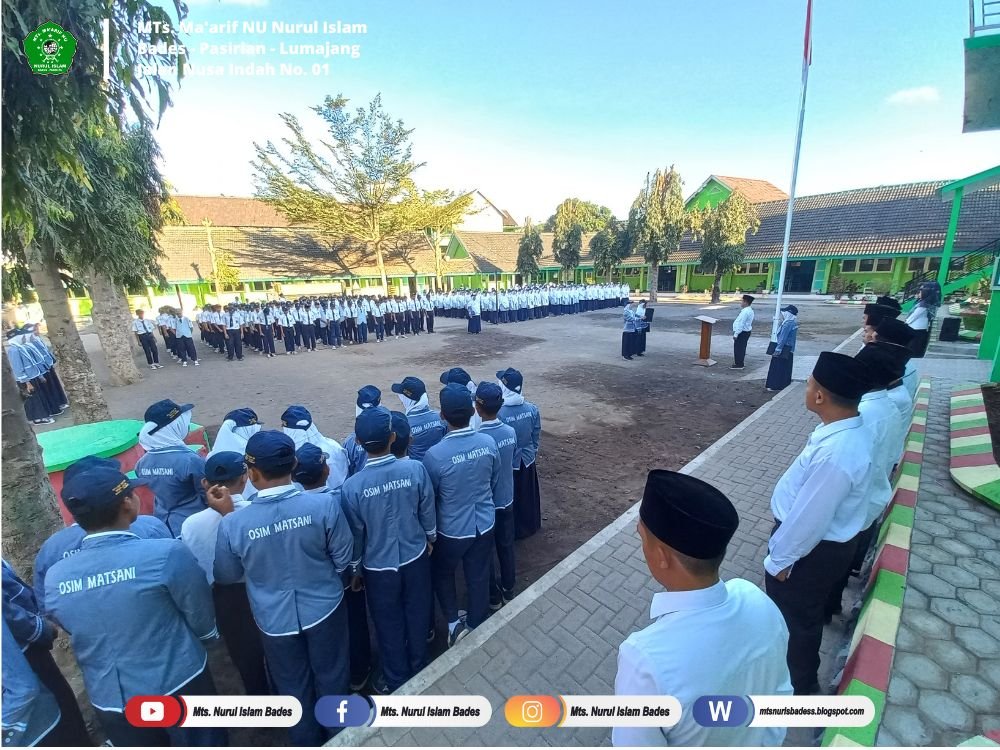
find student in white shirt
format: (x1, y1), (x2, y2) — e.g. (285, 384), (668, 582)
(131, 309), (162, 369)
(905, 297), (931, 358)
(731, 294), (755, 370)
(614, 470), (791, 746)
(180, 451), (267, 695)
(764, 352), (874, 695)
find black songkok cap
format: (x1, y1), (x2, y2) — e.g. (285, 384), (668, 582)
(875, 296), (902, 315)
(855, 342), (907, 386)
(863, 303), (899, 327)
(812, 351), (873, 400)
(639, 470), (739, 560)
(875, 318), (915, 347)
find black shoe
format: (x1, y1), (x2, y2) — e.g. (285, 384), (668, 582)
(636, 353), (644, 357)
(426, 628), (436, 644)
(729, 365), (744, 370)
(350, 666), (372, 692)
(623, 356), (633, 361)
(448, 622), (469, 648)
(489, 598), (503, 612)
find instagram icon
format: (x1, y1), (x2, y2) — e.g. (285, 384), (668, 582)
(505, 696), (561, 728)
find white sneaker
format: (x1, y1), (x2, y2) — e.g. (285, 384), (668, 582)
(194, 361), (200, 366)
(150, 364), (157, 370)
(182, 361), (188, 367)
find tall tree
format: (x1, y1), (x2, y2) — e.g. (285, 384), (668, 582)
(626, 166), (686, 302)
(253, 94), (469, 291)
(1, 349), (63, 576)
(3, 0), (186, 418)
(544, 198), (613, 233)
(409, 189), (475, 290)
(590, 220), (630, 282)
(552, 224), (583, 282)
(695, 193), (761, 303)
(516, 220), (543, 281)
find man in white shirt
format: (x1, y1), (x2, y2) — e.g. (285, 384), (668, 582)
(731, 294), (755, 370)
(131, 309), (163, 369)
(764, 352), (874, 695)
(614, 470), (791, 746)
(180, 451), (267, 695)
(873, 319), (918, 441)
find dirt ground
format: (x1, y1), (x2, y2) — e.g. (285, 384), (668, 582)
(32, 298), (862, 745)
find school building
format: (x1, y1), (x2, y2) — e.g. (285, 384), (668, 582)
(57, 175), (1000, 314)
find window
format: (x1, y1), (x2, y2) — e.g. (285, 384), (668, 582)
(908, 257), (925, 272)
(250, 281), (273, 291)
(841, 259), (857, 272)
(858, 259), (875, 272)
(875, 258), (893, 272)
(928, 257), (941, 271)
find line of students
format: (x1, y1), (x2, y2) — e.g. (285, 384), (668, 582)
(7, 369), (542, 746)
(4, 323), (69, 425)
(762, 297), (921, 697)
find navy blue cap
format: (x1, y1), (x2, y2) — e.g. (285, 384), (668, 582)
(245, 431), (297, 473)
(281, 405), (312, 429)
(391, 376), (426, 400)
(224, 408), (261, 428)
(64, 455), (121, 484)
(440, 367), (472, 386)
(61, 466), (148, 510)
(292, 444), (327, 485)
(389, 411), (411, 445)
(781, 305), (799, 315)
(144, 399), (193, 434)
(357, 385), (381, 410)
(204, 451), (247, 483)
(496, 367), (523, 393)
(440, 383), (475, 420)
(355, 406), (393, 447)
(475, 382), (504, 413)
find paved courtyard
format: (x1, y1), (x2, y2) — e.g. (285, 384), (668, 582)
(330, 343), (998, 747)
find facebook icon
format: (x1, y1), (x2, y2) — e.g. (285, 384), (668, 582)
(692, 695), (750, 727)
(315, 695), (372, 728)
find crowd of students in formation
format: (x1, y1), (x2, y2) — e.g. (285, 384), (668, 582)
(609, 299), (924, 745)
(130, 283), (636, 369)
(2, 367), (543, 747)
(5, 323), (69, 425)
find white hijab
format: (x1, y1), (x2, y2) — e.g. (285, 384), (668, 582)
(139, 411), (192, 451)
(397, 392), (430, 414)
(499, 381), (524, 407)
(210, 420), (261, 457)
(283, 417), (349, 490)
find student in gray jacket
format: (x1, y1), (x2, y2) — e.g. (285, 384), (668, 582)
(340, 406), (437, 691)
(497, 368), (543, 539)
(214, 431), (353, 746)
(421, 384), (502, 646)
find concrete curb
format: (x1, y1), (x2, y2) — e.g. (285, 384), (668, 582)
(329, 371), (806, 746)
(949, 384), (1000, 511)
(821, 379), (932, 747)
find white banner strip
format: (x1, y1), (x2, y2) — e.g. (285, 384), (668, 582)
(178, 696), (302, 727)
(748, 695), (875, 727)
(368, 696), (491, 728)
(558, 696), (681, 728)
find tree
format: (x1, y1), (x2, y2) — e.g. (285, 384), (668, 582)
(1, 349), (63, 576)
(544, 199), (613, 233)
(695, 193), (761, 303)
(253, 94), (469, 291)
(517, 220), (544, 280)
(409, 189), (475, 290)
(590, 220), (630, 282)
(626, 166), (686, 302)
(552, 224), (583, 282)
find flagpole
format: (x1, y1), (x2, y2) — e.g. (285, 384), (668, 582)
(772, 0), (812, 341)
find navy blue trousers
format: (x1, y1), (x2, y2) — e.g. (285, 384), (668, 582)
(433, 531), (494, 629)
(366, 552), (432, 691)
(490, 505), (516, 599)
(260, 602), (349, 746)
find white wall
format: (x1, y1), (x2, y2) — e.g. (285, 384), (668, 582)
(453, 192), (506, 233)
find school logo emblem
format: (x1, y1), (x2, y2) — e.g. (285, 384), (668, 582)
(23, 21), (77, 75)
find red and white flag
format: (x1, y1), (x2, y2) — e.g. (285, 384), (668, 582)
(803, 0), (813, 66)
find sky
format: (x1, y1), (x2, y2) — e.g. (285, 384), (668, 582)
(152, 0), (1000, 224)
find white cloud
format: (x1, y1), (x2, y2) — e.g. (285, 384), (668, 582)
(886, 86), (940, 106)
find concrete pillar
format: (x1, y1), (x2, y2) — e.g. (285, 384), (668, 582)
(937, 187), (963, 287)
(890, 257), (908, 293)
(980, 289), (1000, 360)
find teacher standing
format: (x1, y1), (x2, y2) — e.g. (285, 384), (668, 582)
(766, 305), (799, 392)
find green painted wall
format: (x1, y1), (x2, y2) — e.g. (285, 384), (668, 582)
(685, 179), (733, 211)
(828, 259), (915, 294)
(686, 269), (768, 293)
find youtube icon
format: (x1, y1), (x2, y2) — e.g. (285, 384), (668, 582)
(125, 696), (183, 728)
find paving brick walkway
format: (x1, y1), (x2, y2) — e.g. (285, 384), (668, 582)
(332, 381), (847, 747)
(878, 381), (1000, 746)
(330, 353), (997, 748)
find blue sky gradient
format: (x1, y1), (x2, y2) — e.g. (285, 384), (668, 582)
(156, 0), (1000, 222)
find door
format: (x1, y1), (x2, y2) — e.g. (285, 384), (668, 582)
(783, 260), (816, 293)
(657, 265), (677, 292)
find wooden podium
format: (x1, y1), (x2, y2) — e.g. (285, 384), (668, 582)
(694, 315), (718, 367)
